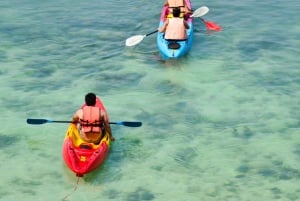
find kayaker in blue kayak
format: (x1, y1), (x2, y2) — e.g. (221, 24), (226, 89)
(158, 7), (190, 40)
(164, 0), (191, 15)
(72, 93), (115, 144)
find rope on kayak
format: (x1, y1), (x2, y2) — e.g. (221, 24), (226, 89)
(62, 176), (80, 201)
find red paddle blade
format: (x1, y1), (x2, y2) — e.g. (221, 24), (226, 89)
(203, 20), (222, 31)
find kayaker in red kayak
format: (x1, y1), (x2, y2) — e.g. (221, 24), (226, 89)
(158, 7), (189, 40)
(72, 93), (115, 144)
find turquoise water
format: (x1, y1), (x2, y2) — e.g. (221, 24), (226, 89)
(1, 0), (300, 200)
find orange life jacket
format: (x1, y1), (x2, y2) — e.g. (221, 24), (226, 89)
(165, 18), (187, 40)
(79, 106), (102, 133)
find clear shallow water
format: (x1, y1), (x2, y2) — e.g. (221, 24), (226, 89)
(1, 0), (300, 200)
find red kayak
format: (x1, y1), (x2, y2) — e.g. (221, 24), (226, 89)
(62, 97), (111, 177)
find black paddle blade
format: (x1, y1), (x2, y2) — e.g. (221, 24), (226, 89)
(111, 121), (142, 127)
(122, 121), (142, 127)
(26, 118), (48, 125)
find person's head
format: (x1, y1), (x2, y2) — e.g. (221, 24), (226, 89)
(85, 93), (96, 106)
(173, 7), (181, 17)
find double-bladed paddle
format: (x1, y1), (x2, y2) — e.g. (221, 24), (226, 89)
(125, 6), (210, 47)
(26, 118), (142, 127)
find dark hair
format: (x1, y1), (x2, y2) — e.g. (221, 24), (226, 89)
(173, 7), (181, 17)
(85, 93), (96, 106)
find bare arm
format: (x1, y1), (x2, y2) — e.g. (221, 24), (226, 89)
(72, 109), (81, 122)
(184, 20), (189, 29)
(158, 20), (169, 32)
(101, 111), (113, 139)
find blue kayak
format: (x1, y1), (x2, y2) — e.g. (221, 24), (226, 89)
(157, 0), (193, 59)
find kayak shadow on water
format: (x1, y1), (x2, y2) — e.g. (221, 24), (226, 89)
(125, 44), (191, 68)
(157, 56), (190, 69)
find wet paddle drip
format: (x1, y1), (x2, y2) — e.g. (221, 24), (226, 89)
(62, 177), (80, 201)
